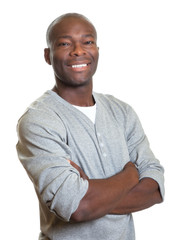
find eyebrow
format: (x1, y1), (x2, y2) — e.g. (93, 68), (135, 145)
(57, 34), (95, 39)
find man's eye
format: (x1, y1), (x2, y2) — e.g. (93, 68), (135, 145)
(58, 42), (70, 47)
(85, 41), (94, 45)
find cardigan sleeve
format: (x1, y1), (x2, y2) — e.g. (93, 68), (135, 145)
(125, 105), (165, 200)
(16, 108), (88, 222)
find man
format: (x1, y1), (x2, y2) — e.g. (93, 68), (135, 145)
(16, 13), (164, 240)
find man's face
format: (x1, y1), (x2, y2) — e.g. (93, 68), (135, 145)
(45, 17), (99, 87)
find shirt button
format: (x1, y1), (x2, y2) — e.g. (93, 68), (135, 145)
(103, 153), (107, 157)
(100, 143), (104, 147)
(97, 132), (101, 137)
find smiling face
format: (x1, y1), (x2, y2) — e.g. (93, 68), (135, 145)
(45, 15), (99, 88)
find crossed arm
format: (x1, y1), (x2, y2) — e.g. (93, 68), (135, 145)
(69, 160), (162, 222)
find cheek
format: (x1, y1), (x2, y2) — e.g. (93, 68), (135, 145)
(51, 54), (64, 73)
(93, 49), (99, 63)
(92, 51), (99, 70)
(51, 57), (71, 82)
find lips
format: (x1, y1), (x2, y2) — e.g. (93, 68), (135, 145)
(67, 61), (91, 72)
(72, 63), (88, 68)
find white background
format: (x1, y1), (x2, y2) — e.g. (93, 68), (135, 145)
(1, 0), (178, 239)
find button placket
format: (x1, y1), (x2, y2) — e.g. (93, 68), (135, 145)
(96, 132), (107, 158)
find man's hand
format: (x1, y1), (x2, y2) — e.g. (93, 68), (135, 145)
(68, 160), (89, 180)
(108, 162), (162, 215)
(123, 161), (139, 183)
(68, 160), (161, 221)
(68, 160), (138, 183)
(69, 160), (139, 222)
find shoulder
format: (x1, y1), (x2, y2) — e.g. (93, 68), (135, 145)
(17, 91), (66, 138)
(94, 92), (133, 115)
(94, 92), (142, 130)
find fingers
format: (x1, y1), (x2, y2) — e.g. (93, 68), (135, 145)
(67, 159), (89, 180)
(123, 161), (139, 185)
(123, 161), (135, 169)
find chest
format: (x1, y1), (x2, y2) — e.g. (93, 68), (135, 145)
(64, 107), (130, 178)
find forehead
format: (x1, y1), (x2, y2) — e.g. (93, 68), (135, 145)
(49, 17), (97, 43)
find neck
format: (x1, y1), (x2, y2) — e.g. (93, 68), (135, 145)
(52, 81), (94, 107)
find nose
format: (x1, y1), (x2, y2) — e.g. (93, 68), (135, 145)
(70, 43), (86, 57)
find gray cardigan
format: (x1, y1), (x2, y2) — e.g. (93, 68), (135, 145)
(16, 90), (164, 240)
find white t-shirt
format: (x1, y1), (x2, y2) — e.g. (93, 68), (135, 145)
(73, 104), (96, 124)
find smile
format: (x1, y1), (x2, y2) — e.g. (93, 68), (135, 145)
(72, 64), (88, 68)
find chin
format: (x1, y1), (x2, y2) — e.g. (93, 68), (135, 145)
(56, 73), (93, 88)
(72, 80), (92, 88)
(66, 77), (92, 88)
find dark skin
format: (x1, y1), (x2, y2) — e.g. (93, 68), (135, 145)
(44, 15), (98, 106)
(69, 160), (162, 222)
(44, 14), (162, 222)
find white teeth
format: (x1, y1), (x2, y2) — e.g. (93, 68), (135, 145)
(72, 64), (87, 68)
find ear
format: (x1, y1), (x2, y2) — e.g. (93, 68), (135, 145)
(44, 48), (51, 65)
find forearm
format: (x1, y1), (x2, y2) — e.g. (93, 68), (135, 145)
(70, 162), (139, 222)
(110, 178), (162, 215)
